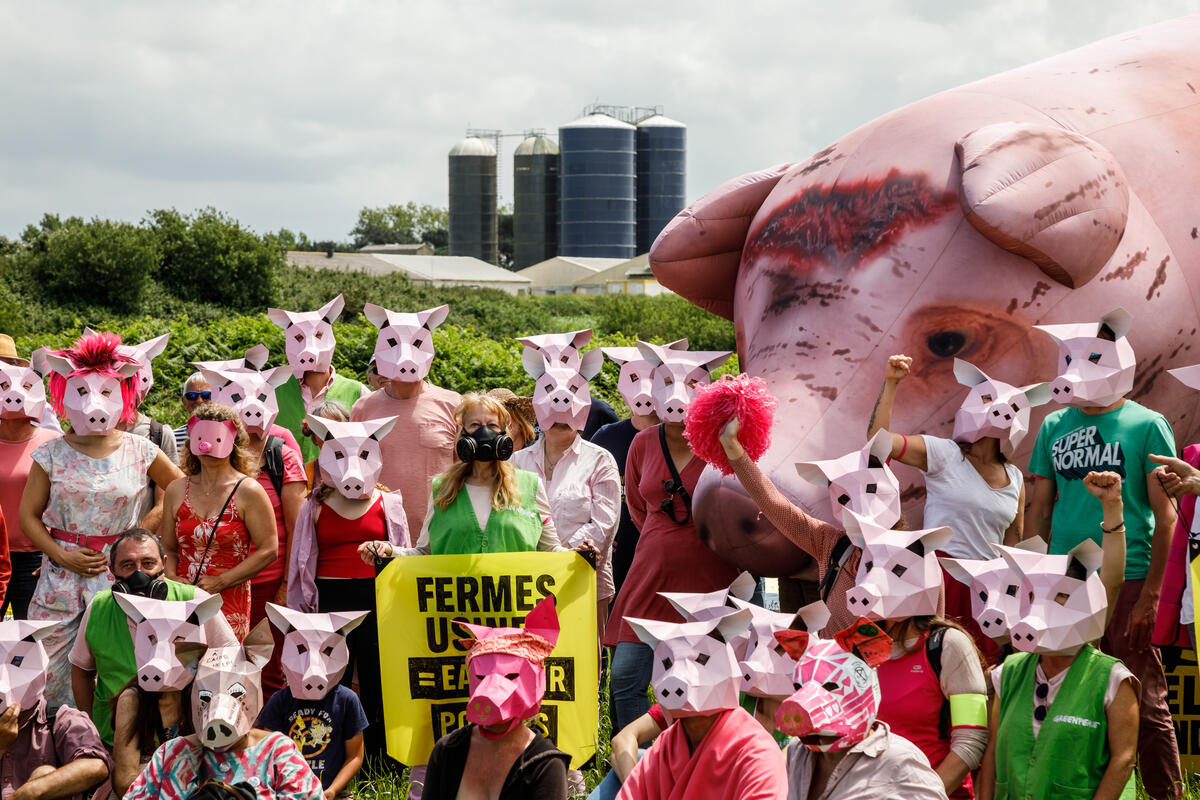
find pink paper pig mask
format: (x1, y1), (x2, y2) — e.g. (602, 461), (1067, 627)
(119, 333), (170, 401)
(843, 508), (953, 620)
(306, 414), (400, 499)
(626, 607), (752, 717)
(952, 359), (1051, 456)
(795, 430), (901, 529)
(730, 598), (831, 699)
(638, 341), (732, 424)
(265, 604), (369, 701)
(267, 295), (345, 380)
(517, 329), (593, 374)
(457, 594), (559, 738)
(525, 347), (604, 431)
(999, 539), (1108, 655)
(180, 619), (273, 751)
(114, 592), (225, 692)
(1035, 308), (1136, 409)
(601, 339), (687, 416)
(0, 620), (57, 713)
(45, 333), (141, 435)
(660, 570), (757, 623)
(939, 537), (1048, 642)
(192, 345), (270, 375)
(364, 303), (450, 381)
(188, 418), (238, 459)
(0, 361), (47, 421)
(198, 365), (292, 439)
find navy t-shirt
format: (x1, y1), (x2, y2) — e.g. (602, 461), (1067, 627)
(591, 418), (640, 594)
(257, 684), (368, 788)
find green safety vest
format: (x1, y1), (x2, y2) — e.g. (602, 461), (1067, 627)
(84, 580), (196, 747)
(996, 645), (1135, 800)
(428, 470), (543, 555)
(274, 373), (368, 462)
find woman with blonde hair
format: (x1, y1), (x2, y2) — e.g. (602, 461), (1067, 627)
(161, 403), (276, 638)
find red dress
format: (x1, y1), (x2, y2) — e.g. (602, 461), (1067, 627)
(176, 479), (252, 638)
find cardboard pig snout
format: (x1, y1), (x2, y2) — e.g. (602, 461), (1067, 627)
(265, 604), (370, 701)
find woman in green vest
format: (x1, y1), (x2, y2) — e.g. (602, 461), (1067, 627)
(977, 471), (1139, 800)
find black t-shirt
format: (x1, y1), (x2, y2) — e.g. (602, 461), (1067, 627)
(257, 685), (368, 789)
(424, 725), (570, 800)
(583, 398), (620, 441)
(591, 418), (641, 595)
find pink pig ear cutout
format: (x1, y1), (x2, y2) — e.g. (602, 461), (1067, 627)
(362, 303), (390, 329)
(417, 304), (451, 329)
(601, 339), (687, 366)
(113, 592), (224, 627)
(517, 329), (593, 353)
(242, 619), (275, 668)
(10, 619), (57, 643)
(131, 333), (170, 363)
(29, 348), (50, 377)
(42, 353), (75, 379)
(1035, 306), (1133, 344)
(957, 122), (1130, 290)
(522, 595), (560, 647)
(174, 639), (208, 671)
(937, 556), (991, 589)
(578, 348), (604, 382)
(265, 603), (369, 637)
(361, 415), (400, 442)
(1066, 538), (1104, 575)
(710, 607), (753, 643)
(1021, 382), (1053, 409)
(795, 429), (893, 488)
(243, 345), (269, 370)
(842, 507), (953, 554)
(1168, 364), (1200, 391)
(267, 294), (345, 329)
(952, 359), (989, 389)
(790, 600), (832, 634)
(662, 571), (758, 621)
(302, 414), (333, 442)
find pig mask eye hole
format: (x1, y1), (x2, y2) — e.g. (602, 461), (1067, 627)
(505, 673), (519, 680)
(10, 655), (22, 667)
(837, 494), (850, 506)
(296, 644), (308, 654)
(865, 483), (877, 494)
(386, 337), (397, 347)
(1011, 402), (1020, 412)
(322, 645), (334, 656)
(413, 338), (423, 348)
(229, 683), (246, 700)
(198, 690), (212, 705)
(696, 653), (710, 666)
(980, 394), (993, 403)
(628, 372), (639, 382)
(1064, 354), (1073, 365)
(1088, 352), (1102, 364)
(864, 560), (873, 571)
(661, 657), (673, 670)
(978, 590), (988, 602)
(822, 681), (839, 691)
(1006, 585), (1018, 597)
(1054, 592), (1071, 606)
(891, 564), (907, 577)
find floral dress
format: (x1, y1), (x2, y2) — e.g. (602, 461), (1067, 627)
(29, 434), (158, 711)
(176, 479), (252, 638)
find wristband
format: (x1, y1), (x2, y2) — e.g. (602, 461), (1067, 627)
(896, 434), (909, 460)
(1102, 521), (1125, 533)
(949, 693), (989, 728)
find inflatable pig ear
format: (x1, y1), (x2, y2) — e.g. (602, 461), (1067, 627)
(795, 430), (901, 528)
(1034, 307), (1136, 408)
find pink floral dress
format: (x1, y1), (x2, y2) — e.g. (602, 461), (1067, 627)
(176, 479), (252, 638)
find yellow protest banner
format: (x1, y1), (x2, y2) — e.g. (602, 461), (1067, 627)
(376, 551), (598, 769)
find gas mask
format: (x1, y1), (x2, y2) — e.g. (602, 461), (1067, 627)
(113, 568), (169, 600)
(456, 426), (514, 463)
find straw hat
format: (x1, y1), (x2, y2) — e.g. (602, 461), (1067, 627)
(0, 334), (28, 366)
(488, 387), (536, 430)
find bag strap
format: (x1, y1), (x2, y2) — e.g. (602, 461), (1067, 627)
(658, 424), (691, 525)
(191, 478), (247, 586)
(926, 626), (951, 740)
(263, 436), (285, 498)
(147, 420), (166, 493)
(819, 536), (854, 603)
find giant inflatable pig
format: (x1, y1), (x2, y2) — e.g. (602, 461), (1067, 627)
(651, 17), (1200, 541)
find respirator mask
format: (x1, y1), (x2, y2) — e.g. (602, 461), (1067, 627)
(456, 426), (514, 463)
(113, 569), (169, 600)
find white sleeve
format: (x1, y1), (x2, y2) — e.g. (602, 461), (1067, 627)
(920, 435), (957, 476)
(394, 502), (435, 557)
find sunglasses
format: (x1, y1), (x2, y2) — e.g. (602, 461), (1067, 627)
(184, 391), (212, 402)
(659, 479), (692, 525)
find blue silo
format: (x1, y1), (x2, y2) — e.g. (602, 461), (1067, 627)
(558, 113), (636, 259)
(636, 114), (687, 254)
(448, 136), (499, 264)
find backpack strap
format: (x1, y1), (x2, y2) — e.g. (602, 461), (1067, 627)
(147, 419), (166, 493)
(926, 626), (951, 740)
(264, 436), (285, 498)
(819, 536), (853, 603)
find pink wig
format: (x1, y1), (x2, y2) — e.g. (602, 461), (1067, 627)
(685, 374), (777, 475)
(47, 332), (141, 425)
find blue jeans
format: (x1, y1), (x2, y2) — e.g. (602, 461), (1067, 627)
(586, 749), (647, 800)
(610, 642), (654, 733)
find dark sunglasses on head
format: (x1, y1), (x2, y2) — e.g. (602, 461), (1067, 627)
(184, 391), (212, 402)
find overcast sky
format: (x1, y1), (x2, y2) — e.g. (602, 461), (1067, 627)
(0, 1), (1194, 242)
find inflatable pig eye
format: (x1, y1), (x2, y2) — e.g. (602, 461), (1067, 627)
(927, 330), (970, 359)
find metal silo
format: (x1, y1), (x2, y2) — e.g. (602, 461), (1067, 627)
(558, 113), (636, 259)
(513, 133), (559, 269)
(448, 136), (499, 264)
(636, 114), (687, 254)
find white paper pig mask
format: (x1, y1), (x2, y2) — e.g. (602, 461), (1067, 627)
(265, 604), (369, 701)
(45, 333), (142, 435)
(305, 414), (399, 499)
(843, 508), (952, 620)
(178, 619), (274, 751)
(120, 333), (170, 401)
(192, 345), (270, 375)
(660, 571), (757, 623)
(939, 537), (1048, 642)
(267, 295), (345, 380)
(0, 361), (46, 421)
(731, 598), (831, 700)
(0, 620), (57, 713)
(637, 341), (732, 424)
(626, 607), (752, 717)
(517, 329), (593, 374)
(1035, 308), (1136, 409)
(525, 347), (604, 431)
(601, 339), (688, 416)
(999, 539), (1108, 655)
(114, 592), (225, 692)
(198, 366), (292, 439)
(363, 303), (450, 382)
(952, 359), (1052, 456)
(795, 430), (901, 529)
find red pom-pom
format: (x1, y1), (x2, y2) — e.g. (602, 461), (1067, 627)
(684, 374), (777, 475)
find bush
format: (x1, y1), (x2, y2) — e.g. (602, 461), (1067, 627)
(26, 219), (157, 313)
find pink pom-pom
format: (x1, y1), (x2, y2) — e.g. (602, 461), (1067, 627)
(685, 374), (777, 475)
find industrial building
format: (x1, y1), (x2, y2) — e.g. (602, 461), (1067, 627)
(286, 251), (531, 295)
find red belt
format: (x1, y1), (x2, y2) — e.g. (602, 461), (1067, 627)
(49, 528), (121, 551)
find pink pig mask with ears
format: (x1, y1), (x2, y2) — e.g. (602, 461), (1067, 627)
(952, 359), (1052, 457)
(601, 339), (688, 417)
(305, 414), (400, 500)
(1035, 307), (1136, 408)
(178, 619), (274, 751)
(0, 620), (57, 714)
(525, 348), (604, 431)
(0, 361), (47, 421)
(939, 537), (1048, 642)
(730, 598), (831, 700)
(517, 329), (593, 375)
(659, 571), (757, 623)
(265, 604), (370, 701)
(457, 595), (560, 738)
(795, 429), (901, 529)
(266, 295), (345, 381)
(188, 418), (238, 459)
(44, 352), (141, 435)
(842, 508), (953, 620)
(197, 365), (292, 439)
(114, 592), (225, 692)
(83, 327), (170, 402)
(625, 606), (752, 718)
(363, 303), (450, 382)
(637, 341), (732, 424)
(191, 345), (270, 375)
(997, 539), (1109, 655)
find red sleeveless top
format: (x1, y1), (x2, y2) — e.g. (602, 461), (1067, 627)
(315, 496), (386, 579)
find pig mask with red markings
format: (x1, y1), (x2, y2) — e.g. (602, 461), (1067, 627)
(525, 343), (604, 431)
(364, 303), (450, 382)
(774, 619), (891, 752)
(0, 620), (57, 714)
(198, 365), (292, 439)
(952, 359), (1052, 457)
(998, 539), (1108, 655)
(457, 594), (559, 739)
(795, 430), (901, 529)
(179, 619), (273, 751)
(265, 604), (369, 701)
(305, 414), (399, 500)
(638, 341), (732, 424)
(114, 592), (225, 692)
(1035, 308), (1136, 409)
(843, 508), (953, 620)
(0, 361), (46, 421)
(267, 295), (344, 380)
(939, 537), (1048, 642)
(625, 606), (752, 717)
(732, 598), (831, 700)
(601, 339), (688, 417)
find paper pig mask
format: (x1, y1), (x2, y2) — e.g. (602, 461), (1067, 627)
(114, 592), (224, 691)
(458, 595), (559, 737)
(198, 365), (292, 439)
(939, 537), (1048, 642)
(999, 539), (1108, 655)
(774, 619), (890, 752)
(525, 346), (604, 431)
(265, 604), (369, 701)
(637, 341), (732, 424)
(0, 620), (56, 713)
(0, 361), (46, 421)
(120, 333), (170, 400)
(952, 359), (1051, 456)
(626, 607), (752, 717)
(306, 414), (399, 500)
(601, 339), (688, 416)
(363, 303), (449, 382)
(181, 619), (273, 751)
(843, 509), (952, 620)
(731, 598), (831, 699)
(192, 345), (270, 374)
(517, 329), (593, 375)
(267, 295), (344, 380)
(188, 418), (238, 459)
(1035, 308), (1136, 408)
(795, 430), (901, 528)
(660, 571), (757, 623)
(44, 351), (140, 435)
